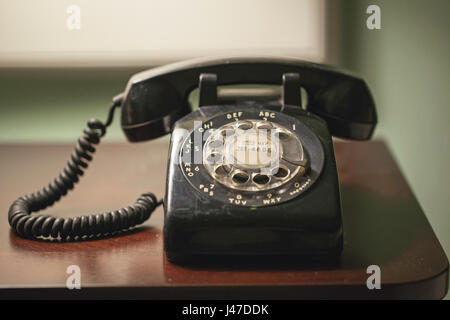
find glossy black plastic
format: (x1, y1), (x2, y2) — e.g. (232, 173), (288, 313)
(120, 56), (377, 142)
(164, 103), (343, 263)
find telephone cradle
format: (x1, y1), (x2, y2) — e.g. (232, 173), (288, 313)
(7, 57), (377, 263)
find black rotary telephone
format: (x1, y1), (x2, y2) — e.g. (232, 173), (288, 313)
(8, 57), (376, 263)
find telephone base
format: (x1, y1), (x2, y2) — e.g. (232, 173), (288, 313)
(165, 234), (343, 265)
(164, 104), (343, 265)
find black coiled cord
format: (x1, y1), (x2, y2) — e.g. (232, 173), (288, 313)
(8, 99), (162, 241)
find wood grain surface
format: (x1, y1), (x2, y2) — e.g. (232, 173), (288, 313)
(0, 140), (447, 299)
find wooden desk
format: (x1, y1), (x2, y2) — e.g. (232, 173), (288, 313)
(0, 141), (447, 299)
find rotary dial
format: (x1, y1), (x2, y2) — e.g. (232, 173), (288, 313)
(179, 108), (324, 207)
(203, 119), (307, 191)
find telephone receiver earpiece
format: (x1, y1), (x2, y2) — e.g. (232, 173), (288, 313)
(120, 56), (377, 142)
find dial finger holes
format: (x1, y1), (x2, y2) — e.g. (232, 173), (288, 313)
(253, 174), (270, 186)
(207, 139), (223, 149)
(219, 126), (235, 138)
(237, 121), (253, 130)
(214, 164), (232, 177)
(256, 122), (273, 140)
(256, 122), (273, 130)
(272, 166), (290, 179)
(274, 129), (291, 141)
(206, 152), (223, 164)
(232, 171), (249, 185)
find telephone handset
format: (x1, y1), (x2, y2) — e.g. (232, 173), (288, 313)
(121, 56), (376, 142)
(8, 56), (376, 262)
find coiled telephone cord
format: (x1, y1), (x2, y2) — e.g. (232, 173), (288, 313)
(8, 99), (162, 241)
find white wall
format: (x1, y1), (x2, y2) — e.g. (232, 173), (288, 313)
(0, 0), (326, 67)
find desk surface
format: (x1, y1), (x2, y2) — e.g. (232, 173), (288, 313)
(0, 140), (447, 299)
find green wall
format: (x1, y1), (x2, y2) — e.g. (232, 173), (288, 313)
(334, 0), (450, 297)
(0, 68), (140, 143)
